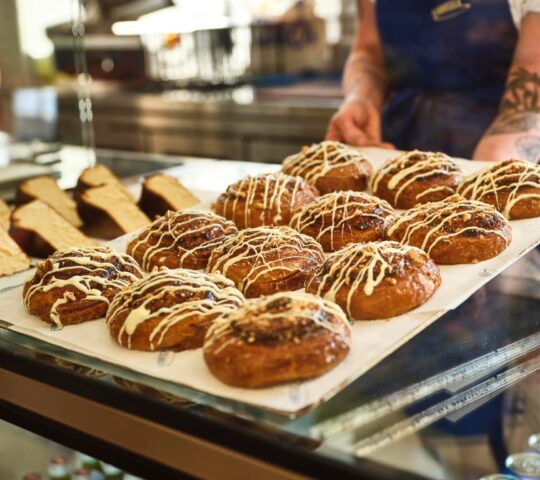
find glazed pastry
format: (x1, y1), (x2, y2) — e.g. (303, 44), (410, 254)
(106, 269), (244, 351)
(127, 209), (237, 271)
(0, 226), (30, 276)
(290, 191), (394, 252)
(370, 150), (463, 209)
(23, 246), (143, 326)
(282, 141), (373, 194)
(457, 159), (540, 219)
(139, 174), (199, 218)
(16, 176), (83, 228)
(77, 184), (150, 239)
(203, 291), (351, 388)
(10, 200), (97, 257)
(306, 241), (441, 320)
(212, 172), (318, 229)
(207, 226), (324, 298)
(386, 195), (512, 264)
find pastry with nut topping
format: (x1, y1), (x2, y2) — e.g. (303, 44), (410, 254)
(306, 241), (441, 320)
(386, 195), (512, 264)
(203, 291), (351, 388)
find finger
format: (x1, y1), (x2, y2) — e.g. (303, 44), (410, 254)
(325, 121), (343, 141)
(364, 105), (382, 143)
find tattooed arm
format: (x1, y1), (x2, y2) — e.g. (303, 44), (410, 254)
(473, 13), (540, 163)
(326, 0), (392, 147)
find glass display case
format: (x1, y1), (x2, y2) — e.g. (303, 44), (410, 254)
(1, 149), (539, 480)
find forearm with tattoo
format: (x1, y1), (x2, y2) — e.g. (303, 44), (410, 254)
(486, 67), (540, 162)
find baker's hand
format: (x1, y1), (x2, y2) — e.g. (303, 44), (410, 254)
(325, 99), (394, 148)
(472, 133), (530, 163)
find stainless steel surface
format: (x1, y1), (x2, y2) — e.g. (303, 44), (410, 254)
(57, 85), (339, 162)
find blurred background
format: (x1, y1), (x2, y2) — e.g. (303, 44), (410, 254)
(0, 0), (354, 171)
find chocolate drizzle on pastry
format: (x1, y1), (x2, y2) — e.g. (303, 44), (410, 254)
(290, 191), (394, 251)
(207, 226), (324, 298)
(370, 150), (463, 208)
(127, 209), (237, 271)
(386, 195), (512, 264)
(306, 241), (441, 320)
(458, 159), (540, 219)
(23, 246), (143, 326)
(282, 141), (373, 194)
(203, 291), (351, 388)
(106, 268), (244, 351)
(213, 172), (318, 229)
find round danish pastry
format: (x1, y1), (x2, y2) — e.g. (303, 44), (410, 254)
(370, 150), (464, 209)
(306, 241), (441, 320)
(290, 191), (394, 252)
(212, 172), (318, 229)
(106, 269), (244, 351)
(207, 226), (324, 298)
(457, 159), (540, 219)
(203, 291), (351, 388)
(282, 140), (373, 194)
(23, 246), (143, 326)
(386, 195), (512, 264)
(127, 209), (237, 271)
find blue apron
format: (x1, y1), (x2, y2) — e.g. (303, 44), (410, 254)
(376, 0), (518, 158)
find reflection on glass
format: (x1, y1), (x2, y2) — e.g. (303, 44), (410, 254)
(506, 452), (540, 478)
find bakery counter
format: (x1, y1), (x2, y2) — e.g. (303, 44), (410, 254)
(1, 154), (540, 479)
(56, 84), (339, 163)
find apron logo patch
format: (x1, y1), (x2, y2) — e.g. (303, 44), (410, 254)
(432, 0), (472, 22)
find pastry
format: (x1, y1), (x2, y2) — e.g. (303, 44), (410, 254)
(457, 159), (540, 219)
(10, 200), (97, 257)
(370, 150), (463, 209)
(127, 209), (237, 271)
(139, 174), (199, 218)
(23, 246), (143, 326)
(16, 176), (83, 228)
(212, 172), (318, 229)
(207, 226), (324, 298)
(306, 241), (441, 320)
(386, 195), (512, 264)
(77, 184), (150, 239)
(0, 226), (30, 276)
(290, 191), (394, 252)
(107, 269), (244, 351)
(282, 141), (373, 194)
(203, 291), (351, 388)
(75, 164), (132, 198)
(0, 197), (10, 230)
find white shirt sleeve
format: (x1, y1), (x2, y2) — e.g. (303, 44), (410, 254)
(509, 0), (540, 29)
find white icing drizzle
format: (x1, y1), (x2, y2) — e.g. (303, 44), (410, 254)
(215, 172), (314, 228)
(310, 241), (427, 318)
(282, 140), (370, 185)
(387, 196), (511, 255)
(457, 159), (540, 218)
(208, 226), (324, 296)
(128, 209), (237, 271)
(204, 291), (351, 352)
(370, 150), (462, 205)
(290, 191), (394, 250)
(106, 268), (244, 350)
(24, 246), (143, 326)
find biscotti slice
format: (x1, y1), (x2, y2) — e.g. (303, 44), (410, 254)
(78, 184), (150, 239)
(16, 176), (83, 228)
(0, 197), (10, 230)
(139, 174), (200, 218)
(0, 226), (30, 276)
(76, 164), (132, 199)
(10, 200), (97, 258)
